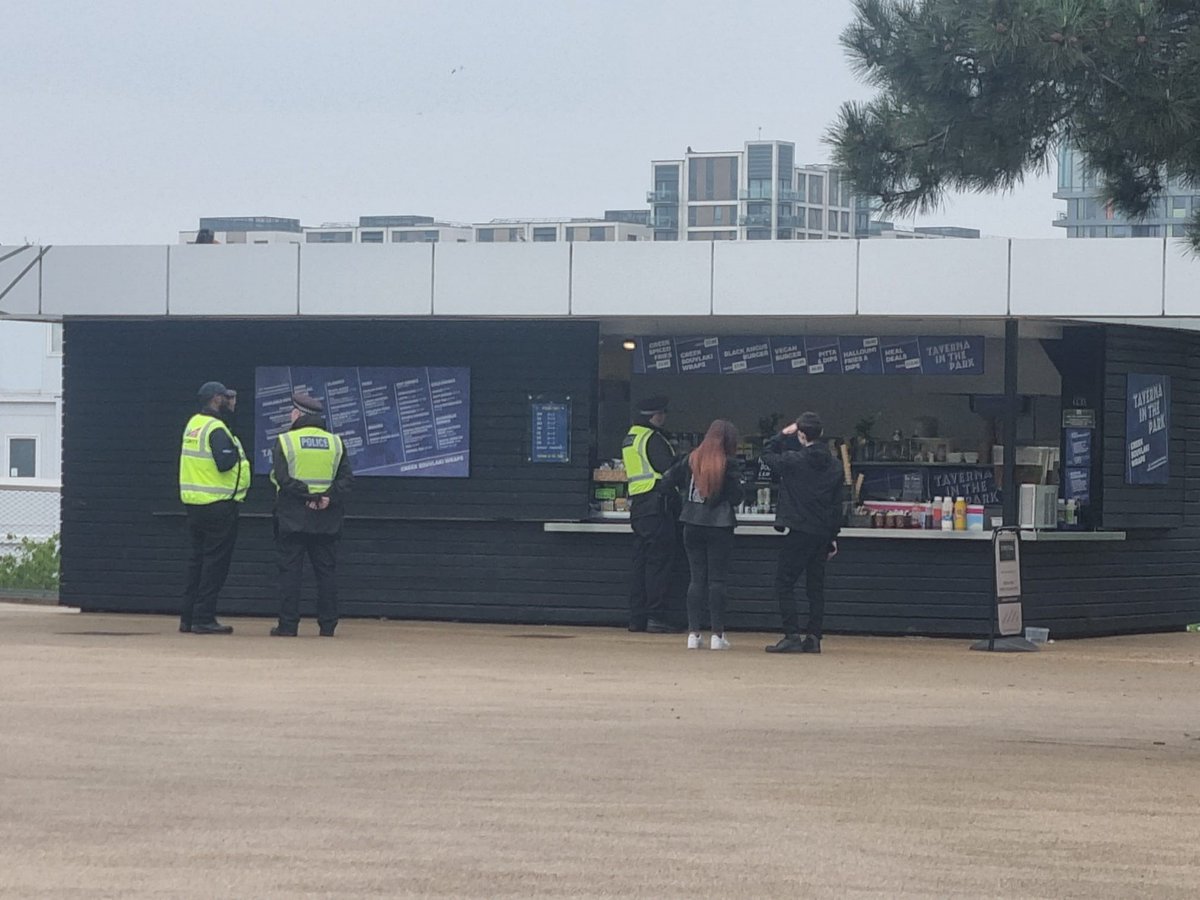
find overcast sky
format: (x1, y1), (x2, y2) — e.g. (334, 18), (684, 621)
(1, 0), (1061, 245)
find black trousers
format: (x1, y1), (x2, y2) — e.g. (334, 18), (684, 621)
(683, 524), (734, 634)
(276, 531), (339, 633)
(629, 512), (676, 627)
(774, 530), (830, 638)
(181, 501), (239, 628)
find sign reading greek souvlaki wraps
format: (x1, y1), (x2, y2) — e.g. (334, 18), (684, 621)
(632, 335), (984, 376)
(1125, 373), (1170, 486)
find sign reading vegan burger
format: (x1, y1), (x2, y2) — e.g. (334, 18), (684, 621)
(254, 366), (470, 478)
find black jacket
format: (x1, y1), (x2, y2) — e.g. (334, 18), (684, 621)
(662, 455), (744, 529)
(271, 414), (354, 536)
(761, 433), (844, 538)
(625, 417), (679, 520)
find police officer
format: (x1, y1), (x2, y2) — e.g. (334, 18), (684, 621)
(179, 381), (249, 634)
(622, 395), (681, 633)
(269, 391), (354, 637)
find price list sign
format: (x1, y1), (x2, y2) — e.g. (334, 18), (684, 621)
(255, 366), (470, 478)
(530, 398), (572, 463)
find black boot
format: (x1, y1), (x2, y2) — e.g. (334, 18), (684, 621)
(270, 625), (298, 637)
(800, 634), (822, 654)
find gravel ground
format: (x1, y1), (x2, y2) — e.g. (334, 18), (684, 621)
(1, 603), (1197, 899)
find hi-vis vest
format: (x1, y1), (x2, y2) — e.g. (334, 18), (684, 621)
(622, 425), (666, 497)
(272, 427), (344, 494)
(179, 414), (250, 505)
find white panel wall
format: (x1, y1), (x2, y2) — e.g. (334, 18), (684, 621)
(433, 242), (569, 316)
(300, 244), (433, 316)
(1162, 242), (1200, 315)
(712, 241), (856, 316)
(571, 242), (711, 316)
(0, 246), (42, 316)
(859, 239), (1009, 316)
(1009, 239), (1164, 317)
(169, 245), (299, 316)
(41, 246), (168, 316)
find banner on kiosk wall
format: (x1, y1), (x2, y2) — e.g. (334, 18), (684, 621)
(632, 335), (985, 376)
(254, 366), (471, 478)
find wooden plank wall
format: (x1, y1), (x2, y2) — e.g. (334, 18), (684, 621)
(60, 320), (1200, 636)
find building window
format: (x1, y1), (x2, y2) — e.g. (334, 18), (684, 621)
(532, 227), (557, 242)
(509, 228), (521, 241)
(1131, 224), (1160, 237)
(590, 226), (608, 241)
(828, 171), (840, 207)
(809, 174), (824, 204)
(422, 231), (439, 242)
(8, 437), (36, 478)
(1172, 224), (1186, 237)
(361, 231), (384, 243)
(841, 211), (850, 232)
(808, 208), (823, 230)
(49, 324), (63, 356)
(478, 229), (494, 242)
(306, 231), (353, 243)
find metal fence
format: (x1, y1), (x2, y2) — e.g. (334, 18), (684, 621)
(0, 481), (60, 553)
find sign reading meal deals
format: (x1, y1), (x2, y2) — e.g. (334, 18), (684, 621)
(254, 366), (470, 478)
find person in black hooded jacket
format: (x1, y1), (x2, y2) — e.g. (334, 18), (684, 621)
(761, 411), (844, 654)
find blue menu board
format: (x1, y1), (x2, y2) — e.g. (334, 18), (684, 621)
(254, 366), (470, 478)
(530, 399), (571, 463)
(1125, 373), (1169, 485)
(1063, 467), (1091, 504)
(1065, 429), (1092, 467)
(631, 335), (984, 375)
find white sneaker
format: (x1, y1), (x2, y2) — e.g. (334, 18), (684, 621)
(687, 633), (703, 650)
(710, 634), (731, 651)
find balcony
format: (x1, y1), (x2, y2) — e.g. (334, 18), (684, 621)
(778, 189), (803, 202)
(647, 190), (679, 203)
(739, 214), (772, 228)
(652, 219), (680, 230)
(776, 215), (802, 228)
(739, 188), (773, 201)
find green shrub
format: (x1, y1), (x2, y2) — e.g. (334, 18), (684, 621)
(0, 534), (61, 590)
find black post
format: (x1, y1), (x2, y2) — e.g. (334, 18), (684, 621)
(1003, 318), (1019, 526)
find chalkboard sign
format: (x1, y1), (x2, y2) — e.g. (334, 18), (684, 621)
(1125, 373), (1169, 485)
(530, 397), (571, 463)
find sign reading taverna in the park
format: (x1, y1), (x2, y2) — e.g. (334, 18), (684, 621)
(254, 366), (471, 477)
(1125, 373), (1169, 485)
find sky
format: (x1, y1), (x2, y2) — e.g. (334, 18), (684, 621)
(0, 0), (1061, 245)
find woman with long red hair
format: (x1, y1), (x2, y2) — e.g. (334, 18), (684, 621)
(662, 419), (744, 650)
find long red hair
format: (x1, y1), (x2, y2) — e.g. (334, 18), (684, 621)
(689, 419), (739, 500)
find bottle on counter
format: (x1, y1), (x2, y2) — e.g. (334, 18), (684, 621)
(932, 497), (943, 529)
(953, 496), (967, 531)
(941, 496), (954, 531)
(1066, 499), (1078, 527)
(952, 496), (967, 531)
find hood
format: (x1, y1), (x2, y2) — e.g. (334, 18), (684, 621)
(802, 443), (835, 470)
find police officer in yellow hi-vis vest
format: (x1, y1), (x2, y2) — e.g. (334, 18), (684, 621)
(179, 381), (250, 634)
(622, 395), (681, 633)
(269, 391), (354, 637)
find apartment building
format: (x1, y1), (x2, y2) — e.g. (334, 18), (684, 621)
(179, 216), (304, 244)
(304, 216), (473, 244)
(473, 218), (650, 243)
(1054, 146), (1200, 238)
(647, 141), (857, 241)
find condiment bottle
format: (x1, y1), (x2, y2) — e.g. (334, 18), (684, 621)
(932, 497), (943, 529)
(953, 496), (967, 531)
(941, 496), (953, 531)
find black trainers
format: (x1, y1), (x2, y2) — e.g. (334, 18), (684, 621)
(765, 635), (806, 653)
(269, 626), (297, 637)
(800, 635), (822, 654)
(191, 621), (233, 635)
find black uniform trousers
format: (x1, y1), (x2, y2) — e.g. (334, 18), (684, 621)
(629, 507), (676, 628)
(181, 500), (239, 629)
(774, 529), (831, 638)
(276, 531), (340, 633)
